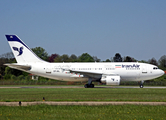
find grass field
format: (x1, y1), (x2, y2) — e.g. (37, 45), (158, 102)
(0, 104), (166, 120)
(0, 86), (166, 120)
(0, 87), (166, 102)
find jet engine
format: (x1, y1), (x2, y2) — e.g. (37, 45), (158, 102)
(100, 75), (120, 85)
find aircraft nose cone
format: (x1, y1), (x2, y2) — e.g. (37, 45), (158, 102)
(161, 70), (165, 75)
(158, 69), (165, 76)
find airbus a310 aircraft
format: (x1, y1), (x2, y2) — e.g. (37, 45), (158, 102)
(5, 35), (164, 88)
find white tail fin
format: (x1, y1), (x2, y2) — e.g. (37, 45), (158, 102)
(5, 35), (47, 63)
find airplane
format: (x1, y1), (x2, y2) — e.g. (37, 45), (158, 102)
(4, 35), (165, 88)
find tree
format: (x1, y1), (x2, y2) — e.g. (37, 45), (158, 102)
(54, 54), (71, 62)
(0, 52), (14, 59)
(113, 53), (122, 62)
(0, 52), (15, 76)
(48, 53), (59, 62)
(139, 60), (148, 63)
(93, 56), (101, 62)
(148, 57), (158, 66)
(31, 47), (48, 61)
(70, 54), (78, 62)
(158, 55), (166, 69)
(78, 53), (94, 62)
(123, 56), (137, 62)
(105, 59), (111, 62)
(124, 56), (132, 62)
(4, 66), (13, 79)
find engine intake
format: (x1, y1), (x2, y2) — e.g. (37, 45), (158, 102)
(101, 75), (120, 85)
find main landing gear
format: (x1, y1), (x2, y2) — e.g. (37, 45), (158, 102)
(84, 78), (94, 88)
(84, 84), (94, 88)
(139, 81), (144, 88)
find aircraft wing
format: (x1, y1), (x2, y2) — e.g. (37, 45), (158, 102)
(70, 70), (102, 74)
(4, 63), (31, 71)
(69, 69), (117, 78)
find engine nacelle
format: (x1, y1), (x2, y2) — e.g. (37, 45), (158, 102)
(101, 75), (120, 85)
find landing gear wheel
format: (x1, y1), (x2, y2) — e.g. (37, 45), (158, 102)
(90, 84), (94, 88)
(140, 84), (143, 88)
(84, 84), (94, 88)
(84, 84), (88, 88)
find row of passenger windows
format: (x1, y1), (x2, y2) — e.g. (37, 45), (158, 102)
(53, 68), (115, 71)
(106, 68), (115, 70)
(72, 68), (102, 70)
(71, 68), (114, 70)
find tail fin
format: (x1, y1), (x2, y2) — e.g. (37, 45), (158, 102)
(5, 35), (46, 63)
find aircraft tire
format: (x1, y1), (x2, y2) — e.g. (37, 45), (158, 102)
(140, 84), (143, 88)
(84, 84), (88, 88)
(90, 84), (94, 88)
(84, 84), (94, 88)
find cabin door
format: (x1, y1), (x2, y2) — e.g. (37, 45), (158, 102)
(46, 65), (51, 74)
(142, 65), (147, 74)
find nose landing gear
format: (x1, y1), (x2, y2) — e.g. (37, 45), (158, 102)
(139, 81), (144, 88)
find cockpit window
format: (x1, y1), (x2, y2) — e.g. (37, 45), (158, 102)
(153, 67), (158, 70)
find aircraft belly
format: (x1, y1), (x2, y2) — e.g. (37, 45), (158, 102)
(120, 71), (141, 81)
(29, 70), (88, 82)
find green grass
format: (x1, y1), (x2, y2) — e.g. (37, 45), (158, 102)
(0, 87), (166, 119)
(0, 88), (166, 102)
(0, 104), (166, 120)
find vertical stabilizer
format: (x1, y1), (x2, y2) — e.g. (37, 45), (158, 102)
(5, 35), (47, 63)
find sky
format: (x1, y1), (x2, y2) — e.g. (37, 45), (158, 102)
(0, 0), (166, 61)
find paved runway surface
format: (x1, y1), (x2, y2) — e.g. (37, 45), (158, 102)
(0, 86), (166, 89)
(0, 101), (166, 106)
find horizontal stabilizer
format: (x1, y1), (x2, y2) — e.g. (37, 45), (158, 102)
(4, 63), (31, 71)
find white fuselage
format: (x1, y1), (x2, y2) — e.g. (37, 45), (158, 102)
(28, 62), (164, 82)
(5, 35), (165, 86)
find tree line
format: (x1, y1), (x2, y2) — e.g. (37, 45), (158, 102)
(0, 46), (166, 80)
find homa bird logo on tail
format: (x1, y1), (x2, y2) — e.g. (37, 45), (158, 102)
(12, 47), (23, 56)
